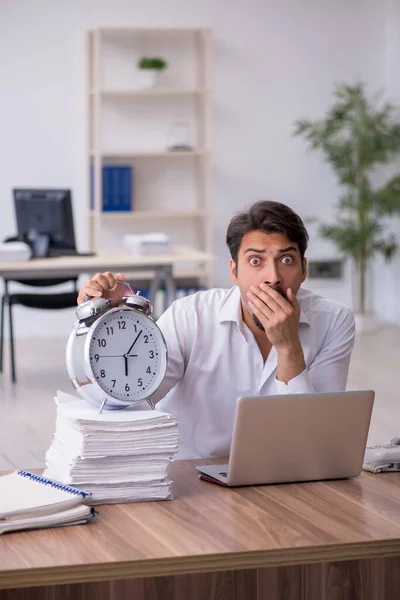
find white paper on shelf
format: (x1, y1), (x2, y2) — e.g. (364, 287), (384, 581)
(122, 233), (173, 255)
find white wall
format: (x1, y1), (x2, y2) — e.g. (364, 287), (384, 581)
(370, 0), (400, 323)
(0, 0), (394, 338)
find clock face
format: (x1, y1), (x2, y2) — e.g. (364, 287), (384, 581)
(86, 307), (167, 402)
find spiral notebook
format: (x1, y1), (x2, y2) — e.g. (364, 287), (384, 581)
(0, 504), (95, 535)
(0, 470), (91, 520)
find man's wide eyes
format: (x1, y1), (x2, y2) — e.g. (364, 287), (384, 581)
(248, 256), (294, 266)
(249, 257), (262, 266)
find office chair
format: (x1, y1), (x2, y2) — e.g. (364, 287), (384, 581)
(0, 237), (79, 383)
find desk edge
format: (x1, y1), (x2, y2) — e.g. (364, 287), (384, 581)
(2, 538), (400, 590)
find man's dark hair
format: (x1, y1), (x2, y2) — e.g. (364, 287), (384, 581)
(226, 200), (309, 264)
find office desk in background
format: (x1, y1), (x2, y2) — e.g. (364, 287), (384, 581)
(1, 459), (400, 600)
(0, 247), (215, 309)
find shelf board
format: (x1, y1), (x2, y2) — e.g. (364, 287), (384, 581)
(91, 88), (208, 97)
(118, 266), (208, 284)
(95, 27), (206, 35)
(90, 150), (205, 158)
(89, 210), (207, 220)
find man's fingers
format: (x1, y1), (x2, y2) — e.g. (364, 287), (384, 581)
(247, 292), (273, 320)
(250, 286), (282, 314)
(84, 284), (104, 297)
(250, 304), (271, 323)
(286, 288), (300, 312)
(108, 273), (126, 294)
(259, 284), (295, 315)
(92, 272), (116, 290)
(77, 273), (114, 305)
(77, 280), (103, 303)
(77, 272), (127, 306)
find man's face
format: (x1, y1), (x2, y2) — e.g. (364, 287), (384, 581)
(229, 230), (307, 329)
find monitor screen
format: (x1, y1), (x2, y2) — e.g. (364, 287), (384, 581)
(13, 188), (77, 257)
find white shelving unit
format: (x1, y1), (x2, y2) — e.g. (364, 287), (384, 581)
(86, 27), (213, 287)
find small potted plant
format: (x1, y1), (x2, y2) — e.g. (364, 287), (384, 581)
(137, 56), (167, 89)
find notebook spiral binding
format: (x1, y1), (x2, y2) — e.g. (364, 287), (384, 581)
(17, 470), (90, 498)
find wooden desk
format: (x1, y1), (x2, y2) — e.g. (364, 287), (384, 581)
(1, 459), (400, 600)
(0, 247), (215, 308)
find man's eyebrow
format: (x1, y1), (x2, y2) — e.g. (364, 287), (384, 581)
(277, 246), (298, 254)
(243, 246), (298, 255)
(243, 247), (266, 254)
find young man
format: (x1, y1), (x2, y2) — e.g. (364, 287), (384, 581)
(78, 201), (355, 459)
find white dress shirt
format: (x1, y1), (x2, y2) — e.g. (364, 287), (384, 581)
(152, 286), (355, 460)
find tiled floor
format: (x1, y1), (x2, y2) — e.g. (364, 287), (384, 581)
(0, 325), (399, 470)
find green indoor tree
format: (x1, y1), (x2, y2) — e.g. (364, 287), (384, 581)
(294, 83), (400, 314)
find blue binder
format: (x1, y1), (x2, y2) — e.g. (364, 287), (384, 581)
(90, 165), (133, 211)
(104, 165), (132, 212)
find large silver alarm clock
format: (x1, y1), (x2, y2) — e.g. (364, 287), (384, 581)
(66, 292), (168, 411)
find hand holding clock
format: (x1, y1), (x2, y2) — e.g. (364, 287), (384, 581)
(77, 271), (126, 306)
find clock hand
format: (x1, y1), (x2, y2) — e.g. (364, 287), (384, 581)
(126, 330), (142, 356)
(124, 355), (128, 377)
(95, 354), (138, 358)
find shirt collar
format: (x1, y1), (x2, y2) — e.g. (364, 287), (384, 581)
(219, 285), (310, 326)
(219, 286), (242, 326)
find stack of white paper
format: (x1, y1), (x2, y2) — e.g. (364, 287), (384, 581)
(44, 391), (179, 505)
(122, 233), (173, 255)
(0, 241), (32, 261)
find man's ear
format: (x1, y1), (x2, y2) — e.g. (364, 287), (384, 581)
(301, 257), (307, 283)
(229, 259), (238, 285)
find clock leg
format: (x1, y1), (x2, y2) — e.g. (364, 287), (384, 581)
(146, 397), (155, 410)
(99, 398), (108, 413)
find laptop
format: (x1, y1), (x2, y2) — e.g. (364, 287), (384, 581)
(196, 390), (375, 487)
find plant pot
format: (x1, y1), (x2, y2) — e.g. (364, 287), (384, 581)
(354, 312), (378, 334)
(138, 69), (160, 89)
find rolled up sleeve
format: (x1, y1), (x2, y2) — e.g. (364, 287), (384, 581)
(274, 308), (355, 394)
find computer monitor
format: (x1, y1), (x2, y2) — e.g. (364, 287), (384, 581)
(13, 188), (77, 257)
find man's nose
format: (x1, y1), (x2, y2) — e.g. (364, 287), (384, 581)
(262, 263), (282, 287)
